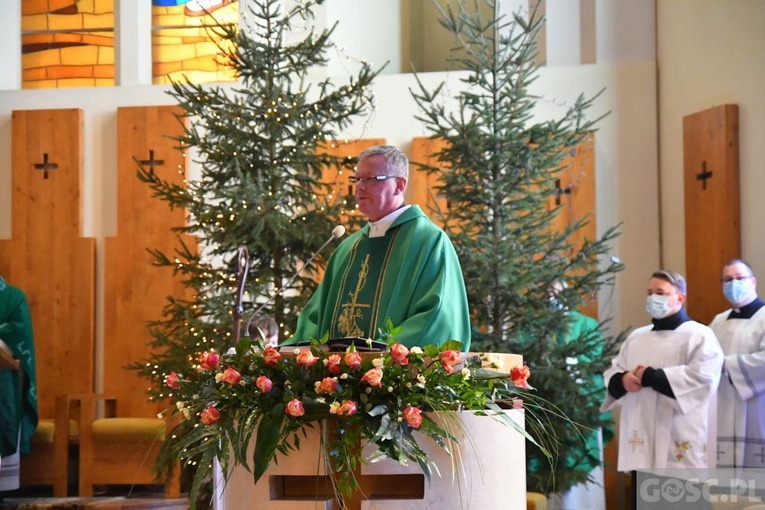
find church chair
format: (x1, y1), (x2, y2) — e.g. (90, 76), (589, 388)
(77, 394), (180, 498)
(526, 492), (548, 510)
(19, 394), (81, 496)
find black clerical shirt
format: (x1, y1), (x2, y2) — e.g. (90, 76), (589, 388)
(607, 309), (692, 400)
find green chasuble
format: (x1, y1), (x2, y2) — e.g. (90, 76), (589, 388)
(291, 206), (471, 351)
(563, 311), (613, 474)
(0, 276), (38, 457)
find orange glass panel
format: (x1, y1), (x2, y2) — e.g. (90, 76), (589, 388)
(152, 0), (238, 85)
(21, 0), (115, 89)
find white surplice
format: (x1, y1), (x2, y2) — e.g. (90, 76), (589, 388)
(710, 307), (765, 467)
(602, 321), (723, 472)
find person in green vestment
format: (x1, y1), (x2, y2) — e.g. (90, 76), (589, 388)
(528, 281), (613, 508)
(0, 275), (38, 459)
(288, 145), (471, 351)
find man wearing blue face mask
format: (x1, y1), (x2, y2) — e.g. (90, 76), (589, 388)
(710, 259), (765, 468)
(602, 270), (723, 475)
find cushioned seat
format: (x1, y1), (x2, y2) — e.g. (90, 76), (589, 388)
(20, 395), (83, 496)
(78, 395), (180, 498)
(527, 491), (547, 510)
(91, 418), (165, 443)
(31, 418), (78, 444)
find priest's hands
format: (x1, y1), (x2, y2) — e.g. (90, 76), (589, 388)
(623, 364), (646, 392)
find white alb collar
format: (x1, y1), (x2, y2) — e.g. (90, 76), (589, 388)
(367, 205), (411, 238)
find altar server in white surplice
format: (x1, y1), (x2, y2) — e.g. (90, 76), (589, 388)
(602, 270), (724, 471)
(710, 259), (765, 468)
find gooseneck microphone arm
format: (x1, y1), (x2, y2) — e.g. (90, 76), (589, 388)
(241, 225), (346, 342)
(231, 246), (250, 347)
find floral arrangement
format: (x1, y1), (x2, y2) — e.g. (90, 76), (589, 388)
(158, 324), (551, 507)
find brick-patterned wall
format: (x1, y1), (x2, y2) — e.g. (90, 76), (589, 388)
(152, 1), (238, 85)
(21, 0), (115, 89)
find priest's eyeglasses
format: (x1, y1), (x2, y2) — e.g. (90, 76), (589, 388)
(349, 175), (398, 187)
(722, 276), (754, 283)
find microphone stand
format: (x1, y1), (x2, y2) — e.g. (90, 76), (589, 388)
(231, 246), (249, 348)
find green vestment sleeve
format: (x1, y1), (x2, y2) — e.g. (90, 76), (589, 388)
(290, 206), (471, 351)
(0, 279), (38, 457)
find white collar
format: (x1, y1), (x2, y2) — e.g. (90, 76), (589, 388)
(367, 205), (411, 238)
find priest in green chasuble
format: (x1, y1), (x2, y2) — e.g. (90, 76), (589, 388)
(0, 275), (38, 490)
(289, 145), (471, 351)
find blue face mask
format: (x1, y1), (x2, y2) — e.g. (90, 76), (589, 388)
(646, 294), (673, 319)
(723, 279), (750, 305)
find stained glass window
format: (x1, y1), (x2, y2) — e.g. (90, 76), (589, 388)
(21, 0), (115, 89)
(152, 0), (238, 85)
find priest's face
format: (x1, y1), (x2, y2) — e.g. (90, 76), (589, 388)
(354, 155), (407, 222)
(647, 277), (685, 316)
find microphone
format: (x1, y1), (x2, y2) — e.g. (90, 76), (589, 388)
(242, 225), (346, 339)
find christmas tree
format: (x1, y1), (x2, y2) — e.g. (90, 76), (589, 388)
(133, 0), (380, 494)
(411, 1), (625, 495)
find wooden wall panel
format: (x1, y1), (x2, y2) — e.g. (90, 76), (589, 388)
(410, 137), (449, 227)
(0, 108), (95, 419)
(683, 104), (740, 324)
(104, 105), (194, 418)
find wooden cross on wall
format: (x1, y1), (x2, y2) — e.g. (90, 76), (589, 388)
(34, 153), (58, 179)
(552, 178), (572, 205)
(696, 161), (713, 190)
(138, 149), (165, 174)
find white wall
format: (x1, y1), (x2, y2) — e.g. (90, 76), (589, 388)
(657, 0), (765, 279)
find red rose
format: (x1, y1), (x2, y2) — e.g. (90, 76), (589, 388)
(164, 371), (180, 390)
(402, 405), (423, 429)
(200, 406), (220, 426)
(326, 354), (342, 374)
(296, 349), (318, 367)
(317, 377), (339, 394)
(263, 346), (281, 366)
(285, 398), (305, 417)
(344, 351), (362, 370)
(511, 365), (531, 389)
(440, 350), (461, 374)
(221, 367), (241, 386)
(361, 367), (383, 387)
(198, 351), (220, 370)
(390, 343), (409, 366)
(256, 375), (273, 393)
(337, 400), (357, 416)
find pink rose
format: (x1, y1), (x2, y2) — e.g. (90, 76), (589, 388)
(440, 350), (461, 374)
(390, 343), (409, 366)
(361, 367), (383, 387)
(317, 377), (339, 394)
(326, 354), (342, 374)
(198, 351), (220, 370)
(263, 346), (281, 366)
(296, 349), (318, 367)
(256, 375), (273, 393)
(344, 351), (362, 370)
(337, 400), (357, 416)
(511, 365), (531, 389)
(164, 371), (180, 390)
(221, 367), (241, 386)
(285, 398), (305, 417)
(402, 406), (422, 429)
(200, 406), (220, 426)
